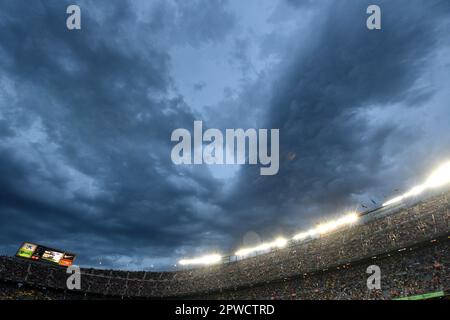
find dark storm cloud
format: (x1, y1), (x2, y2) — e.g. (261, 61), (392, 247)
(0, 0), (236, 268)
(223, 0), (450, 245)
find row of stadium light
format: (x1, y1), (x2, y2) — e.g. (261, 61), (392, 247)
(235, 237), (289, 257)
(178, 161), (450, 266)
(178, 212), (359, 266)
(179, 254), (222, 266)
(382, 162), (450, 206)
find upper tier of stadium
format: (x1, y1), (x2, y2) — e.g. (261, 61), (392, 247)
(180, 161), (450, 265)
(1, 189), (449, 299)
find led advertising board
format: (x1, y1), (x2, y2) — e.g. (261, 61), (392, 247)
(16, 242), (76, 267)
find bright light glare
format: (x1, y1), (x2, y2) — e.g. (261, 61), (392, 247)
(293, 213), (358, 240)
(292, 229), (317, 241)
(383, 195), (404, 206)
(178, 254), (222, 266)
(235, 237), (288, 257)
(383, 161), (450, 207)
(317, 213), (359, 234)
(406, 185), (426, 196)
(425, 162), (450, 188)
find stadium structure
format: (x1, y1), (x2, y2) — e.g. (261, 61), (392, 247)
(1, 183), (449, 300)
(1, 163), (450, 300)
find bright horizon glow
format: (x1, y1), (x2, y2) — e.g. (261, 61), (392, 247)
(178, 254), (222, 266)
(383, 161), (450, 206)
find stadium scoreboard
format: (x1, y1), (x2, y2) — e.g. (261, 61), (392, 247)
(16, 242), (76, 267)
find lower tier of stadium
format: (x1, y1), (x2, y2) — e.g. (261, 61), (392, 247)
(1, 191), (449, 300)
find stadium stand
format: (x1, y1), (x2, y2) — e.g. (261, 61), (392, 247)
(1, 190), (449, 300)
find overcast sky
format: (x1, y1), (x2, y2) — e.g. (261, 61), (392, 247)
(0, 0), (449, 270)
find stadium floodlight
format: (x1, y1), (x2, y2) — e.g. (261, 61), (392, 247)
(292, 213), (358, 241)
(317, 213), (359, 234)
(235, 237), (288, 257)
(383, 161), (450, 207)
(274, 237), (288, 248)
(383, 195), (405, 206)
(178, 254), (222, 266)
(292, 228), (319, 240)
(292, 229), (315, 241)
(406, 185), (426, 197)
(424, 162), (450, 188)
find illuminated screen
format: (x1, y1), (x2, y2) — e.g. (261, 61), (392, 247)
(59, 253), (76, 267)
(17, 243), (37, 259)
(16, 242), (76, 267)
(42, 250), (64, 263)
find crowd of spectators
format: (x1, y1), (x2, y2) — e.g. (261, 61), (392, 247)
(192, 240), (449, 300)
(1, 191), (449, 300)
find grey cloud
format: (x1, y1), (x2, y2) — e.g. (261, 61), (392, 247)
(0, 0), (235, 268)
(141, 0), (236, 48)
(222, 0), (450, 246)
